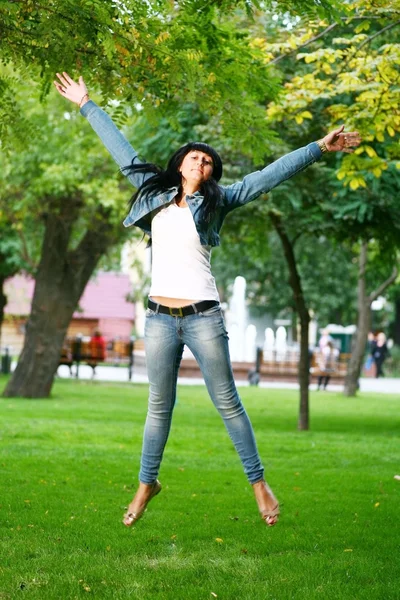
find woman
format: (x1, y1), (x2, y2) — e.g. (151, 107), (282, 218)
(372, 332), (390, 378)
(316, 341), (339, 391)
(54, 72), (361, 527)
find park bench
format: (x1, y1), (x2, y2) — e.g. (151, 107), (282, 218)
(309, 352), (350, 384)
(178, 354), (350, 384)
(59, 337), (135, 380)
(245, 349), (351, 385)
(106, 339), (136, 380)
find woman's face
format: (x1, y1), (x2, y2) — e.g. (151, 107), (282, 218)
(179, 150), (214, 187)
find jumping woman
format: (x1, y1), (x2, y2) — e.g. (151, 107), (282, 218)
(54, 72), (361, 527)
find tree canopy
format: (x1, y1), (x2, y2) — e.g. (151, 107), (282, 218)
(1, 0), (342, 157)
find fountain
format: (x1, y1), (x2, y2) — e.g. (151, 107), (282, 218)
(225, 276), (247, 361)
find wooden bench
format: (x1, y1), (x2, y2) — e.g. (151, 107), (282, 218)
(106, 339), (135, 380)
(178, 351), (351, 385)
(59, 338), (135, 380)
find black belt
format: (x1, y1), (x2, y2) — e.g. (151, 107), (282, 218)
(148, 299), (219, 317)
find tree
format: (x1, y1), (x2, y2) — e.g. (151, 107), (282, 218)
(1, 74), (131, 397)
(252, 0), (400, 403)
(1, 0), (392, 401)
(209, 1), (400, 427)
(344, 241), (398, 395)
(387, 283), (400, 345)
(0, 1), (340, 156)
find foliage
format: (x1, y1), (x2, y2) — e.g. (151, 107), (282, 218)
(0, 223), (24, 279)
(262, 0), (400, 190)
(214, 224), (359, 325)
(0, 68), (137, 273)
(212, 1), (400, 329)
(0, 0), (341, 160)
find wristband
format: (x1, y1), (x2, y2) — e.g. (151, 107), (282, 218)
(317, 139), (328, 153)
(79, 93), (90, 108)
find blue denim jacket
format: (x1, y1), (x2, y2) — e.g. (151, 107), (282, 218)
(81, 100), (322, 247)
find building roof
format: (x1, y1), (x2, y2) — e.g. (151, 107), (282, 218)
(4, 272), (135, 320)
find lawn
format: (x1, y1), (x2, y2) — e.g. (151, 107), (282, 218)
(0, 378), (399, 599)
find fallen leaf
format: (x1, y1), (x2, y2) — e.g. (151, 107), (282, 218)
(374, 502), (380, 508)
(215, 538), (223, 543)
(211, 593), (218, 598)
(344, 549), (353, 552)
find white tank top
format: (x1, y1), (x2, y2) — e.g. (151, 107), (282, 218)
(149, 202), (220, 301)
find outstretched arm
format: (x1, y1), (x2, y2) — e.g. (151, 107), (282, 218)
(54, 72), (149, 189)
(223, 126), (361, 209)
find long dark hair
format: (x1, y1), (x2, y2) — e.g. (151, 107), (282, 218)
(122, 142), (224, 225)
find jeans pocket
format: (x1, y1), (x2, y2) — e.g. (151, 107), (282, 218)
(146, 308), (157, 317)
(200, 304), (221, 317)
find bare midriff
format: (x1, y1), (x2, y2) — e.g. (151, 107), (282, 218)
(151, 296), (198, 308)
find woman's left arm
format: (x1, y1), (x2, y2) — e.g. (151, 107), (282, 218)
(223, 125), (361, 209)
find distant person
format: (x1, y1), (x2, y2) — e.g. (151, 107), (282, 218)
(317, 341), (339, 390)
(318, 328), (334, 351)
(364, 332), (376, 373)
(90, 330), (106, 361)
(367, 331), (377, 353)
(54, 70), (361, 529)
(372, 332), (390, 378)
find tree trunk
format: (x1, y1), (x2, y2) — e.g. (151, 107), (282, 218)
(291, 310), (298, 342)
(297, 309), (310, 431)
(344, 242), (370, 396)
(270, 213), (310, 430)
(393, 297), (400, 346)
(343, 242), (398, 396)
(0, 274), (7, 353)
(3, 202), (117, 398)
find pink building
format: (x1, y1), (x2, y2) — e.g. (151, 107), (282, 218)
(3, 272), (135, 353)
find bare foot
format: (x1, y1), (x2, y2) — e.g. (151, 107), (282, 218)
(252, 480), (280, 526)
(123, 480), (162, 527)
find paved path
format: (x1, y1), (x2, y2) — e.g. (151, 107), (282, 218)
(56, 364), (399, 395)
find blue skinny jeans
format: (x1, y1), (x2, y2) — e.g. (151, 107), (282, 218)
(139, 304), (264, 485)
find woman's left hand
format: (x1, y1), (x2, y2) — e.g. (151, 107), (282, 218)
(323, 125), (362, 153)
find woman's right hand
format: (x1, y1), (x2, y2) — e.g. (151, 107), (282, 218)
(53, 72), (89, 107)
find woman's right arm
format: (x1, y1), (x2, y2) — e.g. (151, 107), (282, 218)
(54, 72), (149, 189)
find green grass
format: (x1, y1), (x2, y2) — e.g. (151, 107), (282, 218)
(0, 377), (399, 600)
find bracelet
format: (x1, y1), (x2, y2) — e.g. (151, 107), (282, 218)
(317, 139), (328, 153)
(79, 93), (90, 108)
